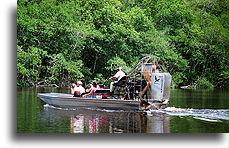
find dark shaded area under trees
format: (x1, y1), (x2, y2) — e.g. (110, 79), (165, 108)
(17, 0), (228, 88)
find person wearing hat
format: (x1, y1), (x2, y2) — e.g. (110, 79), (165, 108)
(71, 81), (85, 97)
(109, 67), (126, 92)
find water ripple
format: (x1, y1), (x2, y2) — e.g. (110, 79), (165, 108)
(43, 104), (136, 113)
(147, 107), (229, 121)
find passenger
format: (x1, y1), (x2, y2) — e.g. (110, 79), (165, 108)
(109, 67), (126, 92)
(71, 81), (85, 97)
(82, 81), (99, 98)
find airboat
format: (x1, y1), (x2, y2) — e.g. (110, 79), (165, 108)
(38, 55), (172, 110)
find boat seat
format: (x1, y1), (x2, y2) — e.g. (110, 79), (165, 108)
(94, 89), (111, 95)
(113, 76), (127, 87)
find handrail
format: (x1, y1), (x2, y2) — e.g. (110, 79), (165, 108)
(127, 55), (160, 76)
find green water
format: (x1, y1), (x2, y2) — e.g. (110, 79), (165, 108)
(17, 87), (228, 133)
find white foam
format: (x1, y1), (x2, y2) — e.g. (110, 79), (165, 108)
(43, 104), (133, 113)
(147, 107), (229, 121)
(43, 104), (77, 111)
(193, 117), (222, 122)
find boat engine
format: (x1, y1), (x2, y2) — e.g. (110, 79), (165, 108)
(125, 56), (172, 110)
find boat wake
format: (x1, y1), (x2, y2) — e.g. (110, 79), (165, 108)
(146, 107), (229, 122)
(43, 104), (135, 113)
(43, 104), (73, 111)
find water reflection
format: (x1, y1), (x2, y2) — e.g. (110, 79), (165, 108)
(67, 107), (170, 133)
(70, 116), (84, 133)
(70, 115), (109, 133)
(146, 113), (170, 133)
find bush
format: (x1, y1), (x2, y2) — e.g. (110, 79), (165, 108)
(189, 77), (214, 89)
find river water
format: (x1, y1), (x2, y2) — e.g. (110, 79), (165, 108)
(17, 87), (228, 133)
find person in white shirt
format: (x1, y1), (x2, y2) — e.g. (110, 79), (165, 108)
(109, 67), (126, 92)
(71, 81), (86, 97)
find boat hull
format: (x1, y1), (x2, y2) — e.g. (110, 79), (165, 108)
(38, 93), (140, 110)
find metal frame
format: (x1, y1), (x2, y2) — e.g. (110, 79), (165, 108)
(111, 55), (167, 101)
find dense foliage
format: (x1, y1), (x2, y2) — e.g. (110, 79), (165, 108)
(17, 0), (228, 88)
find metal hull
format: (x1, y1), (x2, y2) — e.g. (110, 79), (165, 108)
(38, 93), (140, 110)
